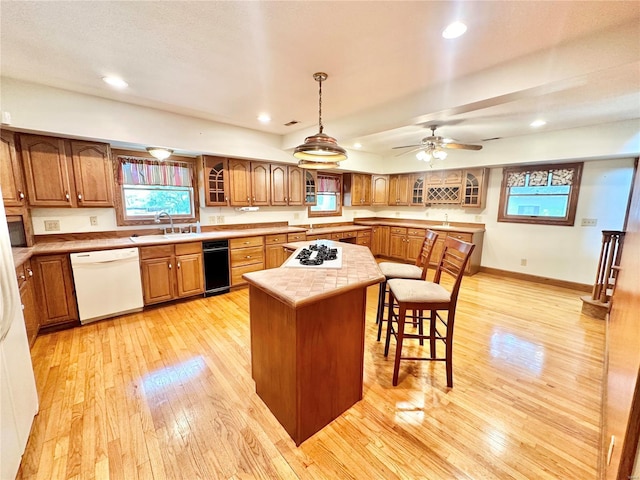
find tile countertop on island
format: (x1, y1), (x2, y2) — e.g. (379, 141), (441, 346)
(243, 241), (384, 308)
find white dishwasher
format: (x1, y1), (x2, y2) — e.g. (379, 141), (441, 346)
(70, 247), (144, 324)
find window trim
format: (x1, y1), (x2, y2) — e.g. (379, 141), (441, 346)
(308, 172), (343, 218)
(497, 162), (583, 226)
(113, 149), (200, 227)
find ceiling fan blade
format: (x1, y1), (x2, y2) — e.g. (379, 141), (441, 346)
(394, 147), (425, 157)
(392, 144), (423, 149)
(441, 143), (483, 151)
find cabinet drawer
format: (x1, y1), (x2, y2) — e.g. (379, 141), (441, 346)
(331, 232), (344, 240)
(307, 234), (331, 241)
(447, 232), (473, 242)
(140, 245), (174, 260)
(175, 242), (201, 255)
(265, 234), (286, 245)
(356, 237), (371, 247)
(343, 231), (357, 238)
(407, 228), (426, 237)
(357, 230), (371, 238)
(230, 246), (264, 266)
(230, 236), (264, 249)
(231, 262), (264, 286)
(390, 227), (407, 235)
(287, 233), (307, 242)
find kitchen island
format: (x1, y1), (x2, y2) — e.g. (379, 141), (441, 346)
(243, 241), (384, 445)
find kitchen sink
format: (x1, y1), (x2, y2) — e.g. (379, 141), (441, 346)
(129, 233), (201, 243)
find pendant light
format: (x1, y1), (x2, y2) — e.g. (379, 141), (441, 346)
(294, 72), (347, 167)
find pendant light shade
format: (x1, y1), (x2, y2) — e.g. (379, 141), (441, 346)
(294, 72), (347, 167)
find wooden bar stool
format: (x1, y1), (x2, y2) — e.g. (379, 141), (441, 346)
(384, 237), (475, 387)
(376, 230), (438, 341)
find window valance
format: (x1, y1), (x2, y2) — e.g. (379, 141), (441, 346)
(317, 174), (341, 193)
(118, 156), (193, 187)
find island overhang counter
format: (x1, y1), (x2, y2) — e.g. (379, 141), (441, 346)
(243, 241), (384, 445)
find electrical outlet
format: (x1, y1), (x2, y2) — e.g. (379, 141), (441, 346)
(44, 220), (60, 232)
(475, 215), (483, 222)
(89, 216), (98, 226)
(424, 211), (429, 217)
(581, 218), (598, 227)
(216, 215), (225, 224)
(209, 216), (216, 224)
(395, 211), (400, 217)
(520, 258), (527, 267)
(293, 213), (300, 220)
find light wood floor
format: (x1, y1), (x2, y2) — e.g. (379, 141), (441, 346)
(18, 272), (604, 480)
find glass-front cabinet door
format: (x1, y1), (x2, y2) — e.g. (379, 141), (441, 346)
(304, 170), (317, 205)
(410, 173), (425, 205)
(203, 156), (229, 206)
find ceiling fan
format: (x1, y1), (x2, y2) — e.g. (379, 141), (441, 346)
(392, 126), (482, 162)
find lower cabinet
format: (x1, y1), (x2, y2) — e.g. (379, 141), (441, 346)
(17, 260), (39, 347)
(31, 254), (79, 327)
(428, 229), (484, 275)
(405, 228), (426, 263)
(356, 229), (371, 248)
(230, 236), (265, 286)
(265, 234), (287, 269)
(371, 226), (390, 257)
(388, 227), (407, 260)
(140, 242), (204, 305)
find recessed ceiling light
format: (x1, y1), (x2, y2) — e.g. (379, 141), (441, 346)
(354, 143), (362, 149)
(442, 21), (467, 39)
(530, 119), (547, 128)
(257, 113), (271, 123)
(102, 76), (128, 89)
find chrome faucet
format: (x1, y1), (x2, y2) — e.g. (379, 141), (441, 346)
(154, 211), (175, 234)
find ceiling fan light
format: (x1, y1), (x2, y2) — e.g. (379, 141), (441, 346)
(416, 150), (429, 161)
(433, 149), (448, 160)
(146, 147), (173, 160)
(293, 72), (348, 163)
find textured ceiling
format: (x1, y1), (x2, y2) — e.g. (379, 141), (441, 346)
(1, 1), (639, 156)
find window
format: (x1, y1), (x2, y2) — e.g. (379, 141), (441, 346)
(309, 173), (342, 217)
(115, 153), (198, 225)
(498, 162), (582, 226)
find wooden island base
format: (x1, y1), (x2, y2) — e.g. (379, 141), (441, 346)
(249, 285), (367, 445)
(244, 241), (384, 445)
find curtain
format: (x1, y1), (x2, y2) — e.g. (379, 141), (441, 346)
(118, 156), (193, 187)
(317, 175), (341, 193)
(507, 168), (575, 188)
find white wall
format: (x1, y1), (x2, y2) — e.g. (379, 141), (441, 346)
(4, 77), (636, 284)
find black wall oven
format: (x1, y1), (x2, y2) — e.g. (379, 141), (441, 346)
(202, 240), (230, 296)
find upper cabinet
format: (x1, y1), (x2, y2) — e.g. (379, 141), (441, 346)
(410, 173), (425, 206)
(228, 158), (270, 206)
(0, 130), (27, 207)
(271, 164), (304, 206)
(388, 174), (411, 206)
(70, 141), (113, 207)
(425, 169), (463, 205)
(462, 168), (489, 208)
(304, 170), (317, 206)
(371, 175), (389, 206)
(20, 134), (114, 208)
(203, 156), (229, 206)
(343, 173), (372, 206)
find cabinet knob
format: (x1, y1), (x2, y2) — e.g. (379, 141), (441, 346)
(18, 191), (25, 200)
(247, 197), (250, 202)
(253, 197), (256, 202)
(168, 263), (172, 269)
(78, 193), (83, 201)
(19, 274), (26, 281)
(65, 192), (70, 201)
(27, 268), (33, 277)
(177, 262), (181, 269)
(245, 255), (251, 259)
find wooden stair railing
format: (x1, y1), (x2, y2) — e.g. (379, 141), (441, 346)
(581, 230), (625, 319)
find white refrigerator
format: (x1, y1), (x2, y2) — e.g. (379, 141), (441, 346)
(0, 193), (39, 479)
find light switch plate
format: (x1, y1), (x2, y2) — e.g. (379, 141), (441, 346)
(44, 220), (60, 231)
(581, 218), (598, 226)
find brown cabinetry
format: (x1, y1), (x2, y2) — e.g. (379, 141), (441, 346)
(31, 254), (78, 327)
(140, 242), (204, 305)
(388, 174), (411, 205)
(356, 229), (371, 248)
(371, 225), (390, 256)
(304, 170), (317, 205)
(371, 175), (389, 206)
(462, 168), (489, 208)
(203, 156), (229, 206)
(388, 227), (408, 259)
(271, 165), (304, 206)
(1, 130), (27, 207)
(229, 236), (265, 286)
(265, 234), (287, 269)
(428, 228), (484, 274)
(20, 134), (114, 207)
(425, 169), (463, 205)
(410, 173), (425, 206)
(17, 260), (39, 347)
(228, 159), (270, 206)
(343, 173), (372, 206)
